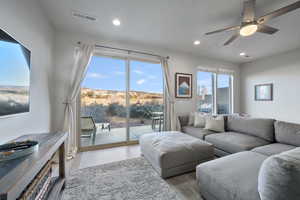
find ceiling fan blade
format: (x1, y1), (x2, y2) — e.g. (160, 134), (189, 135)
(205, 26), (240, 35)
(224, 33), (239, 46)
(242, 0), (256, 22)
(257, 1), (300, 24)
(257, 25), (279, 34)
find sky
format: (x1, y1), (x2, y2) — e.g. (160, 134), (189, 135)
(0, 41), (30, 87)
(82, 56), (163, 93)
(197, 71), (230, 95)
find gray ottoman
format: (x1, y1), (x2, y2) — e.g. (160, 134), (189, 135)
(140, 131), (214, 178)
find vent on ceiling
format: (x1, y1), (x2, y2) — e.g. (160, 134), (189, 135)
(72, 11), (97, 21)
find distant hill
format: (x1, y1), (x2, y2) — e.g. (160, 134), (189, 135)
(81, 88), (163, 106)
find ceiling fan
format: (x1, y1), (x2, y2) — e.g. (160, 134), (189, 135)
(205, 0), (300, 46)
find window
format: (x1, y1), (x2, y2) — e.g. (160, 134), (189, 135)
(197, 71), (214, 114)
(216, 74), (232, 114)
(197, 71), (233, 114)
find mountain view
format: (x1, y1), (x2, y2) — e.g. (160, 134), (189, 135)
(81, 88), (163, 106)
(81, 88), (163, 128)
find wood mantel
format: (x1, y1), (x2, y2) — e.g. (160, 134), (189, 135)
(0, 132), (68, 200)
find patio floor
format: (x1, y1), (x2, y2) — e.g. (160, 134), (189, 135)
(80, 125), (161, 147)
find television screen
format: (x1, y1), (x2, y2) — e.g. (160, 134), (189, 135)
(0, 29), (30, 117)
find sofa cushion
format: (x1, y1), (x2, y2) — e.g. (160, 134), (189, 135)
(188, 112), (195, 126)
(204, 116), (225, 132)
(194, 112), (206, 128)
(182, 126), (216, 140)
(197, 151), (267, 200)
(205, 132), (270, 154)
(258, 148), (300, 200)
(214, 148), (231, 157)
(178, 115), (189, 128)
(252, 143), (296, 156)
(274, 121), (300, 146)
(227, 116), (275, 142)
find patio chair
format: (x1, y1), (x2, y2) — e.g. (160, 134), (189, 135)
(151, 112), (164, 132)
(80, 116), (97, 138)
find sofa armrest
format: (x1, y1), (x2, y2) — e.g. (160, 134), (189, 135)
(258, 148), (300, 200)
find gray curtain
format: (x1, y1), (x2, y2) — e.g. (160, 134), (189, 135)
(63, 43), (95, 159)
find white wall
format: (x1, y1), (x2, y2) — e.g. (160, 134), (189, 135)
(52, 30), (240, 131)
(0, 0), (54, 143)
(240, 48), (300, 124)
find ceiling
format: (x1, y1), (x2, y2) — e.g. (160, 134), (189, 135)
(40, 0), (300, 64)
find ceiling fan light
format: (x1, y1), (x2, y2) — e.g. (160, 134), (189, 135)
(239, 24), (258, 36)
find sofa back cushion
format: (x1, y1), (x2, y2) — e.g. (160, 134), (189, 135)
(227, 116), (275, 142)
(258, 148), (300, 200)
(275, 121), (300, 146)
(204, 116), (225, 132)
(178, 115), (189, 128)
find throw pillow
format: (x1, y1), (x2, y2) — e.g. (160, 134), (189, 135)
(205, 116), (225, 132)
(194, 113), (206, 128)
(188, 112), (195, 126)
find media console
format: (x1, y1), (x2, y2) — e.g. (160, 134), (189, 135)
(0, 132), (67, 200)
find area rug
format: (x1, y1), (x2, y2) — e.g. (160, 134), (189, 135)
(61, 157), (181, 200)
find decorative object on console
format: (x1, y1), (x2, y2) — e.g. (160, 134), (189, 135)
(175, 73), (192, 98)
(0, 140), (38, 162)
(255, 83), (273, 101)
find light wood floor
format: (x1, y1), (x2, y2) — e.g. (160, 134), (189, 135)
(71, 145), (141, 170)
(68, 145), (203, 200)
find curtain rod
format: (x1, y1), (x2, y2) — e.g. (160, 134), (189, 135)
(77, 41), (169, 60)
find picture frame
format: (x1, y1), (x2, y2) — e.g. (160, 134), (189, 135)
(255, 83), (273, 101)
(175, 73), (192, 98)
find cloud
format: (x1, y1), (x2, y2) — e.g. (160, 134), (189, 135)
(137, 79), (146, 85)
(87, 73), (108, 79)
(114, 71), (124, 75)
(148, 75), (156, 79)
(133, 70), (144, 75)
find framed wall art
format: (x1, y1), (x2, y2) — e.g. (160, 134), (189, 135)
(255, 83), (273, 101)
(175, 73), (192, 98)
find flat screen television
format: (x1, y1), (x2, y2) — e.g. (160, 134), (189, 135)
(0, 29), (30, 117)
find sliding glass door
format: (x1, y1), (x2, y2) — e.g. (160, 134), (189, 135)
(79, 55), (163, 150)
(80, 56), (127, 148)
(129, 60), (164, 141)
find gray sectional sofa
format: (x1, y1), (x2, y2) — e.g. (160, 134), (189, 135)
(178, 115), (298, 157)
(178, 115), (300, 200)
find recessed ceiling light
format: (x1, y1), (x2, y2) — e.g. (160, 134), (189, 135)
(240, 52), (251, 58)
(194, 40), (201, 45)
(112, 18), (121, 26)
